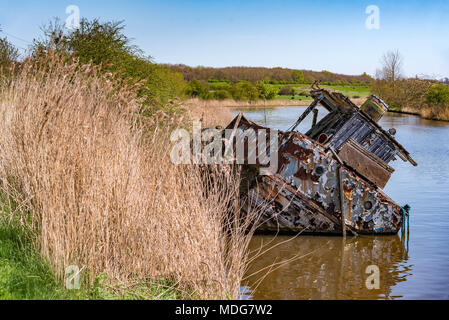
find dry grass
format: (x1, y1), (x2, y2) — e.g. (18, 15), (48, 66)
(411, 105), (449, 121)
(183, 98), (234, 128)
(0, 54), (260, 299)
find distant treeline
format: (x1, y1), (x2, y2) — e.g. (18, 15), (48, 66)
(166, 64), (374, 85)
(186, 79), (279, 101)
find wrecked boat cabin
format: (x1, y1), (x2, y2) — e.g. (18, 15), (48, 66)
(226, 89), (417, 235)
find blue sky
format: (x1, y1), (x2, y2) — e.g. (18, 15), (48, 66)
(1, 0), (448, 78)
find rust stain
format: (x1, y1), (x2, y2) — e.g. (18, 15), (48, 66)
(225, 90), (414, 235)
(294, 167), (309, 180)
(343, 183), (354, 201)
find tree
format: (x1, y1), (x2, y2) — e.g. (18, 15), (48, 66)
(256, 82), (278, 100)
(377, 50), (403, 82)
(213, 89), (232, 100)
(231, 81), (260, 101)
(0, 27), (19, 71)
(278, 85), (295, 96)
(291, 70), (304, 83)
(425, 83), (449, 105)
(33, 18), (186, 108)
(185, 79), (209, 98)
(361, 72), (374, 83)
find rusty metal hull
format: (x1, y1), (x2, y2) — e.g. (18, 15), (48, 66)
(233, 117), (405, 235)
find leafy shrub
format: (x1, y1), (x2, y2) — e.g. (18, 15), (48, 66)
(425, 84), (449, 105)
(230, 81), (259, 101)
(185, 79), (210, 98)
(213, 89), (232, 100)
(0, 34), (18, 73)
(278, 85), (295, 96)
(291, 70), (304, 83)
(33, 18), (186, 109)
(256, 82), (278, 100)
(372, 78), (432, 111)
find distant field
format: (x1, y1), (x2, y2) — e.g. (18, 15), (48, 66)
(274, 83), (372, 99)
(319, 85), (371, 98)
(208, 81), (372, 101)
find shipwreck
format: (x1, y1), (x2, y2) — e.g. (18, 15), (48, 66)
(225, 89), (417, 236)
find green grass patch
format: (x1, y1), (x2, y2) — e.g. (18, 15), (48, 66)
(271, 83), (371, 98)
(0, 218), (77, 299)
(207, 81), (371, 101)
(0, 207), (182, 300)
(321, 85), (371, 98)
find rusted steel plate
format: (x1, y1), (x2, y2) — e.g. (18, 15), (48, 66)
(338, 139), (394, 189)
(246, 176), (340, 234)
(275, 131), (402, 234)
(235, 119), (404, 235)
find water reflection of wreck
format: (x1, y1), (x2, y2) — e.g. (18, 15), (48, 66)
(227, 89), (417, 235)
(245, 235), (411, 300)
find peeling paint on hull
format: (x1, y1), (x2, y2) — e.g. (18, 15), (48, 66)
(231, 117), (405, 236)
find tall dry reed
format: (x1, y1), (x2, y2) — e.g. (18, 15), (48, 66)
(0, 54), (259, 299)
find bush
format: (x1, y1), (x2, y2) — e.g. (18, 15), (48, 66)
(291, 70), (304, 83)
(256, 82), (278, 100)
(425, 84), (449, 105)
(230, 81), (259, 101)
(372, 78), (432, 111)
(213, 89), (232, 100)
(33, 18), (185, 109)
(278, 85), (295, 96)
(185, 79), (210, 98)
(0, 34), (18, 73)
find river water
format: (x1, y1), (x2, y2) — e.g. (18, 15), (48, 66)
(232, 106), (449, 300)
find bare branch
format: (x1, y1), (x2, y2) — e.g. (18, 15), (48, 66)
(378, 50), (403, 82)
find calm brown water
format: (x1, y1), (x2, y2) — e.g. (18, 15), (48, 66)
(233, 106), (449, 300)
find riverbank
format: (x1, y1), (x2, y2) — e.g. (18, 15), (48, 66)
(186, 97), (367, 109)
(0, 211), (181, 300)
(400, 106), (449, 122)
(386, 105), (449, 122)
(372, 79), (449, 122)
(189, 97), (449, 122)
(0, 55), (257, 300)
